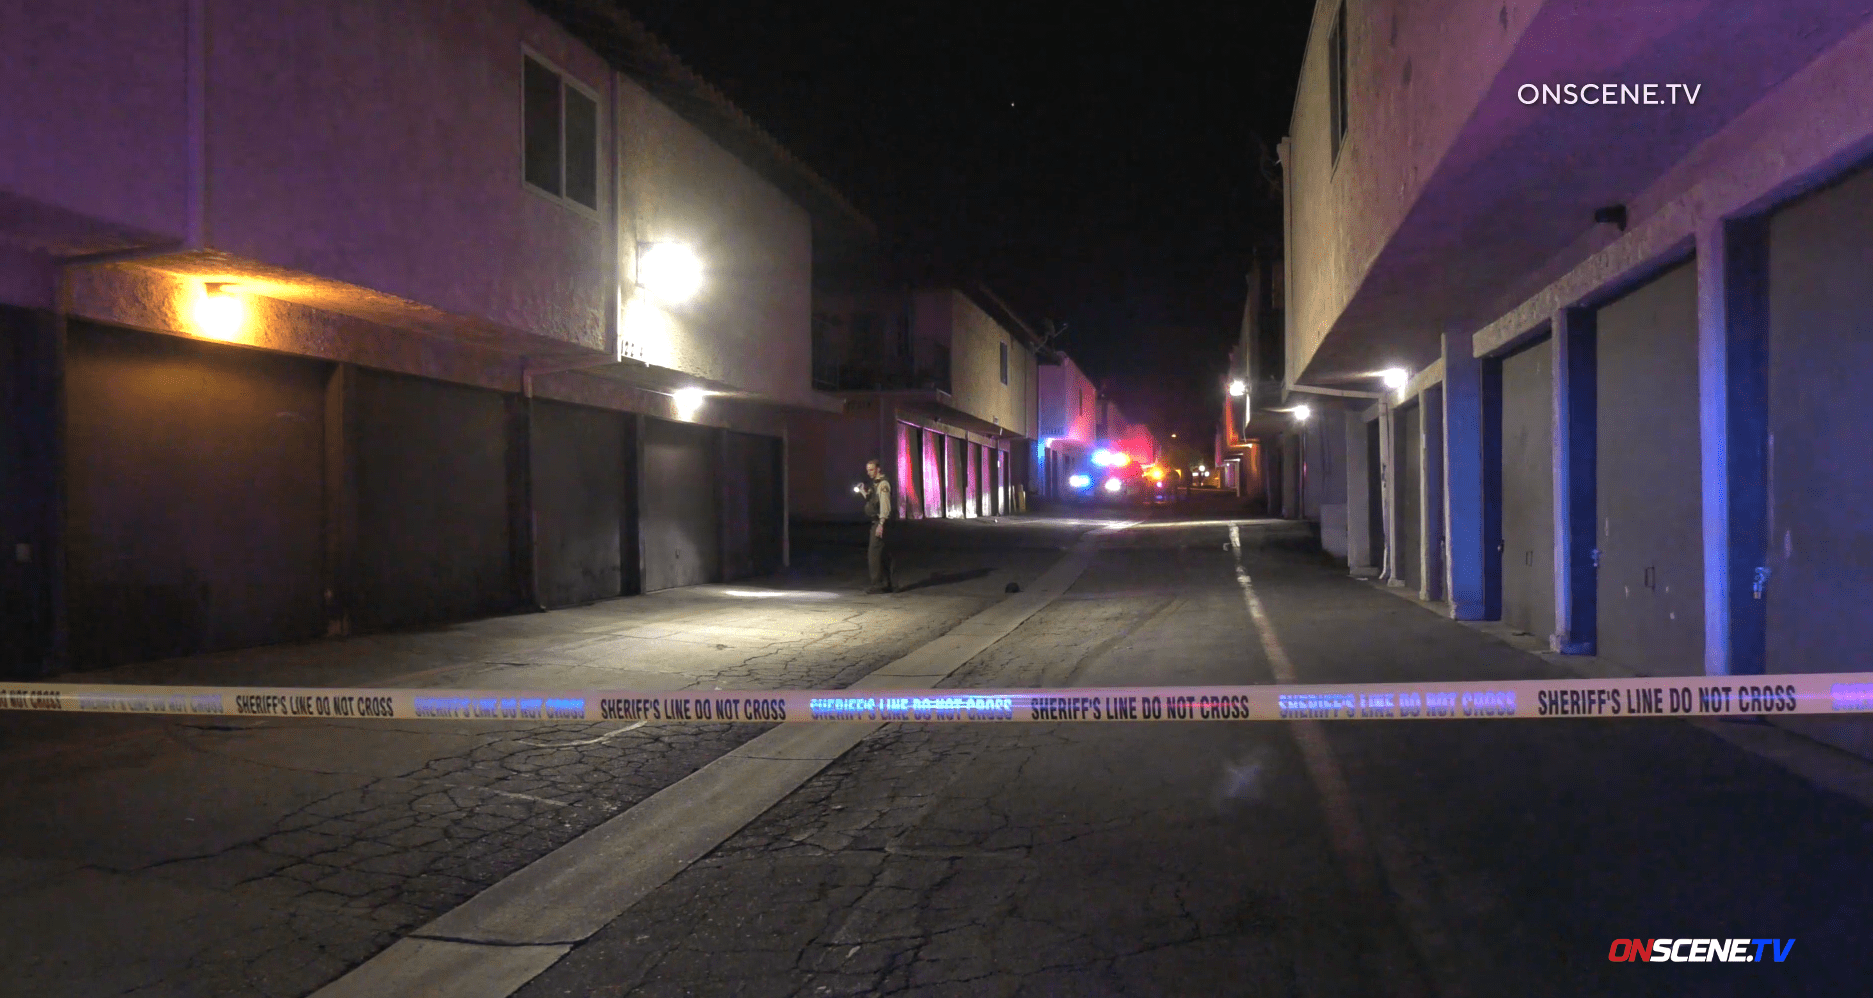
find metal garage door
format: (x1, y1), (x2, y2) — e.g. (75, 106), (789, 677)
(64, 324), (327, 667)
(946, 435), (966, 518)
(1500, 339), (1554, 640)
(722, 430), (783, 581)
(1596, 262), (1703, 674)
(351, 368), (518, 631)
(1395, 403), (1422, 591)
(642, 418), (721, 592)
(922, 430), (943, 519)
(1766, 164), (1873, 675)
(897, 422), (922, 519)
(533, 400), (631, 608)
(1366, 419), (1384, 566)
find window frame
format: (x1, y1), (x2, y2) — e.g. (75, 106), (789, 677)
(999, 342), (1010, 385)
(1328, 2), (1349, 166)
(520, 46), (603, 219)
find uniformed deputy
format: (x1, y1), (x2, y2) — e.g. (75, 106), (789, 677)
(861, 458), (895, 594)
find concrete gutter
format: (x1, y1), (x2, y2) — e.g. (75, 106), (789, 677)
(312, 524), (1124, 998)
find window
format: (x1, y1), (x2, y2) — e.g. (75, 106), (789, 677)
(999, 342), (1009, 385)
(523, 53), (599, 210)
(1328, 3), (1349, 164)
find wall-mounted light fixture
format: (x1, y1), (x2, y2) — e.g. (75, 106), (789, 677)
(1292, 404), (1312, 423)
(672, 386), (708, 420)
(1380, 368), (1409, 392)
(195, 282), (246, 341)
(637, 242), (703, 304)
(1228, 379), (1247, 397)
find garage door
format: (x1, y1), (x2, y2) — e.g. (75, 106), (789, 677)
(722, 430), (783, 581)
(1500, 339), (1554, 640)
(1395, 403), (1422, 591)
(1766, 164), (1873, 675)
(642, 418), (720, 591)
(896, 422), (922, 520)
(1596, 262), (1703, 674)
(922, 430), (943, 519)
(352, 368), (517, 631)
(533, 400), (631, 608)
(1366, 419), (1384, 567)
(65, 324), (327, 667)
(946, 435), (966, 518)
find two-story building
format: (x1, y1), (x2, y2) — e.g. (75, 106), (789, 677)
(0, 0), (871, 674)
(1276, 1), (1873, 754)
(789, 287), (1039, 523)
(1035, 351), (1098, 499)
(1217, 249), (1287, 514)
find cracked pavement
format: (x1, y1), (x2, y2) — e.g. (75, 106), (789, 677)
(513, 513), (1873, 998)
(0, 530), (1069, 998)
(11, 505), (1873, 997)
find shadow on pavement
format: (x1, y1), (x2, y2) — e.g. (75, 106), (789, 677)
(895, 567), (994, 592)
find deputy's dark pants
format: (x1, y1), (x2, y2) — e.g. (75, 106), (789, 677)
(867, 523), (894, 590)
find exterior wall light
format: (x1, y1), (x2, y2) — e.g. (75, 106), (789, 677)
(672, 387), (707, 419)
(1228, 379), (1247, 397)
(1293, 404), (1312, 422)
(196, 282), (246, 341)
(1380, 368), (1409, 390)
(637, 242), (703, 303)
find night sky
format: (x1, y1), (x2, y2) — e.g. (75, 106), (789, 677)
(624, 1), (1316, 441)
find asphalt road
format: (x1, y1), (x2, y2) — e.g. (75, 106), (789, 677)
(511, 512), (1873, 998)
(8, 503), (1873, 997)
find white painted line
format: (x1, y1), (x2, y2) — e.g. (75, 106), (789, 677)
(310, 938), (569, 998)
(1227, 524), (1435, 997)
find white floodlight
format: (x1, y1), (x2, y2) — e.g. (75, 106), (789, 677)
(637, 242), (703, 303)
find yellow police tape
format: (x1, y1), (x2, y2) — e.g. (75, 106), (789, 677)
(2, 674), (1869, 723)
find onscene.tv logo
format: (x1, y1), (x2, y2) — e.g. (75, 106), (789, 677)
(1608, 939), (1795, 963)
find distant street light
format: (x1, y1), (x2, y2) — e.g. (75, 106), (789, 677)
(1228, 379), (1247, 397)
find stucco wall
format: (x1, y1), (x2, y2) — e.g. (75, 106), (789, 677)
(3, 0), (818, 409)
(616, 74), (815, 406)
(951, 293), (1035, 438)
(1286, 0), (1542, 382)
(0, 0), (192, 249)
(1038, 356), (1097, 444)
(207, 0), (612, 350)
